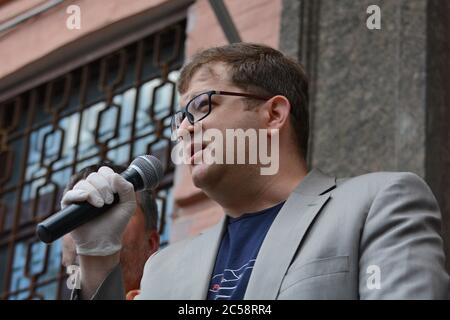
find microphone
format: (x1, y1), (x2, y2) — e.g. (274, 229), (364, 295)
(36, 155), (164, 244)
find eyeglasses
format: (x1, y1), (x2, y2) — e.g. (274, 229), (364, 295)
(171, 90), (271, 141)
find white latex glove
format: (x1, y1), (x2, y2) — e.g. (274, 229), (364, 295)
(60, 166), (136, 256)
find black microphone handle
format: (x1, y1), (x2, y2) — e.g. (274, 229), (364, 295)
(36, 193), (120, 244)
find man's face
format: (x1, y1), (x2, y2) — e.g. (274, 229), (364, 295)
(179, 63), (265, 190)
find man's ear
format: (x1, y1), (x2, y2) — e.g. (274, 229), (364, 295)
(147, 230), (160, 255)
(262, 95), (291, 130)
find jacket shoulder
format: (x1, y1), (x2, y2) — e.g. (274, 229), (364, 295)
(336, 171), (427, 193)
(144, 223), (217, 271)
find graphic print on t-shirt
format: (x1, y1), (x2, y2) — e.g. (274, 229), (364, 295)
(207, 201), (286, 300)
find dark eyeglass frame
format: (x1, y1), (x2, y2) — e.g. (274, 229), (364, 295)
(174, 90), (272, 126)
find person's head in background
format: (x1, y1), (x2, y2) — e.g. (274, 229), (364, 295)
(61, 162), (160, 294)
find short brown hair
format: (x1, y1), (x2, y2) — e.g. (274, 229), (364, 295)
(178, 43), (309, 158)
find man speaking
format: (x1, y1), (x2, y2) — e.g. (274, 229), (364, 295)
(64, 43), (449, 299)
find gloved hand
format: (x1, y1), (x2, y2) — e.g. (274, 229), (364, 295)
(60, 166), (136, 256)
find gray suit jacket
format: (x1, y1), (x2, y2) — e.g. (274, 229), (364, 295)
(88, 169), (450, 299)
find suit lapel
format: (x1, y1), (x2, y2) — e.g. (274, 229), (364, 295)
(187, 216), (227, 299)
(244, 169), (335, 299)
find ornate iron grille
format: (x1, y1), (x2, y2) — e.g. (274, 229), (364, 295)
(0, 20), (186, 300)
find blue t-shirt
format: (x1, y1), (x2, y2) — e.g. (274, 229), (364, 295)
(207, 201), (285, 300)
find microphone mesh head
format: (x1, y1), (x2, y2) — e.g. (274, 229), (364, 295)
(130, 155), (164, 189)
